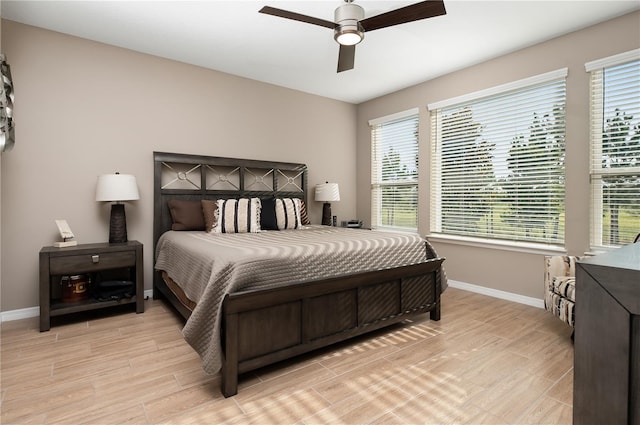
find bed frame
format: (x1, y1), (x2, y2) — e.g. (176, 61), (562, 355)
(153, 151), (444, 397)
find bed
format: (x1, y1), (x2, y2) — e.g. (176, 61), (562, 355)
(153, 151), (446, 397)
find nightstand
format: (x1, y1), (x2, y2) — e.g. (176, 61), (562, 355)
(39, 241), (143, 331)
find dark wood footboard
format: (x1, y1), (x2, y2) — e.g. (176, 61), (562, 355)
(220, 257), (443, 397)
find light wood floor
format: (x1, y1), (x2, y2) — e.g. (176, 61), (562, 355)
(1, 288), (574, 424)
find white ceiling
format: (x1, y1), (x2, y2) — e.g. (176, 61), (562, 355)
(2, 1), (639, 104)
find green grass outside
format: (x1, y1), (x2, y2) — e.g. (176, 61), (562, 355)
(601, 209), (640, 244)
(380, 204), (639, 245)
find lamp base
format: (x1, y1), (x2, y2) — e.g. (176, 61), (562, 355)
(322, 202), (332, 226)
(109, 203), (128, 244)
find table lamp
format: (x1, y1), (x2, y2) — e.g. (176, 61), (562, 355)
(96, 172), (139, 243)
(315, 182), (340, 226)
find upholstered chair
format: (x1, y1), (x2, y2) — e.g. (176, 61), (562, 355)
(544, 255), (582, 328)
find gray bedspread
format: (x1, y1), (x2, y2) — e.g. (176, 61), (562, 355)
(155, 225), (443, 374)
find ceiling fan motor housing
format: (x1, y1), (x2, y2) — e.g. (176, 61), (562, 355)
(334, 2), (365, 45)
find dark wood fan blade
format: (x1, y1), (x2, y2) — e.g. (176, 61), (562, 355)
(360, 1), (446, 32)
(259, 6), (335, 29)
(337, 45), (355, 73)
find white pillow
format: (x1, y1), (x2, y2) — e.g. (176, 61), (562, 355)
(275, 198), (302, 230)
(214, 198), (261, 233)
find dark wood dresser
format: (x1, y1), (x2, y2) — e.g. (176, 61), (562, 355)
(574, 242), (640, 424)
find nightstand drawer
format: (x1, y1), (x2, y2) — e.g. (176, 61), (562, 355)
(49, 251), (136, 274)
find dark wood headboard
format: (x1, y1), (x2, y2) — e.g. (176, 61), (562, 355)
(153, 151), (308, 258)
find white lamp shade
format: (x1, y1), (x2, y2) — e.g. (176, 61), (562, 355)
(96, 173), (140, 202)
(315, 183), (340, 202)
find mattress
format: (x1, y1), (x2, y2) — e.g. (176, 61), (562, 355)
(155, 225), (442, 374)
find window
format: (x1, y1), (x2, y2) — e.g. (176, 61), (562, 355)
(370, 109), (419, 231)
(586, 50), (640, 248)
(428, 69), (567, 245)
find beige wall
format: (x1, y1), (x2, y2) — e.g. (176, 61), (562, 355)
(357, 11), (640, 299)
(0, 20), (357, 312)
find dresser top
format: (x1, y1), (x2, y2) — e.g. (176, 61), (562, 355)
(580, 242), (640, 272)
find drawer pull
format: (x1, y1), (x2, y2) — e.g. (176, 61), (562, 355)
(92, 255), (99, 263)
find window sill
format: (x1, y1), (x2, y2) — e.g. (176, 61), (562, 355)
(425, 233), (567, 256)
(371, 226), (418, 234)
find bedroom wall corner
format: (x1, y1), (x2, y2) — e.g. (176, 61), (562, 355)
(0, 19), (357, 313)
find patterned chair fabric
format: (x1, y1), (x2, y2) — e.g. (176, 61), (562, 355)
(544, 255), (582, 328)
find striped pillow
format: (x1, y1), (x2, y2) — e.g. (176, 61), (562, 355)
(214, 198), (261, 233)
(275, 198), (302, 230)
(299, 200), (311, 225)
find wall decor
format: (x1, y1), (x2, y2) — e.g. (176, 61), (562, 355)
(0, 54), (15, 153)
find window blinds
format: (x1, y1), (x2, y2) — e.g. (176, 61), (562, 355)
(587, 51), (640, 248)
(429, 71), (567, 245)
(370, 110), (419, 231)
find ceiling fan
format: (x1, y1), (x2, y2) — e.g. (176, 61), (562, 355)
(259, 0), (446, 73)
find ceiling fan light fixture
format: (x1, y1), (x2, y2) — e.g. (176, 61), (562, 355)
(334, 1), (364, 46)
(334, 22), (364, 46)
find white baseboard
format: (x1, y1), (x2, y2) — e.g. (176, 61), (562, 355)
(0, 289), (155, 322)
(0, 306), (40, 322)
(448, 280), (544, 309)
